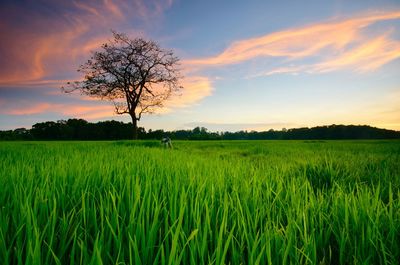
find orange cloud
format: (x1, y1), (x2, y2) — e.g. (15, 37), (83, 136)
(0, 0), (213, 116)
(0, 13), (95, 86)
(62, 105), (116, 120)
(166, 76), (213, 108)
(0, 0), (174, 86)
(184, 10), (400, 74)
(313, 34), (400, 73)
(0, 101), (116, 120)
(4, 103), (56, 116)
(128, 75), (213, 114)
(252, 34), (400, 77)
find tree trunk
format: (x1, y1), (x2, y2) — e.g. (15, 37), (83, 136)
(130, 113), (138, 140)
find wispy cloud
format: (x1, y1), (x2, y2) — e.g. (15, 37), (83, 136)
(0, 101), (116, 120)
(0, 0), (214, 115)
(184, 11), (400, 75)
(3, 103), (57, 116)
(0, 0), (175, 86)
(0, 74), (214, 120)
(313, 33), (400, 73)
(63, 105), (117, 120)
(166, 76), (213, 108)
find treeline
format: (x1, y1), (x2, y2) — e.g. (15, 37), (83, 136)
(1, 119), (400, 140)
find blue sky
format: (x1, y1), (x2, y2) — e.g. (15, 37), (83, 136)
(0, 0), (399, 131)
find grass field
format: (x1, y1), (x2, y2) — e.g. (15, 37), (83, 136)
(0, 140), (399, 264)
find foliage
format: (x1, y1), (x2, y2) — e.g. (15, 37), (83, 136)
(1, 119), (400, 140)
(0, 140), (399, 264)
(63, 31), (182, 139)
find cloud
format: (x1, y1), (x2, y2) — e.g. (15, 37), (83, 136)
(0, 0), (213, 118)
(0, 101), (116, 120)
(62, 105), (116, 120)
(165, 76), (213, 109)
(0, 9), (98, 85)
(3, 103), (56, 116)
(127, 0), (174, 21)
(250, 33), (400, 77)
(184, 11), (400, 75)
(313, 33), (400, 73)
(248, 66), (304, 78)
(0, 0), (175, 86)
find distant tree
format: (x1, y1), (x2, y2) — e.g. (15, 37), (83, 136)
(2, 122), (400, 141)
(63, 31), (182, 139)
(66, 119), (89, 139)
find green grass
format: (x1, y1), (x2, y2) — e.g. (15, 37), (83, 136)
(0, 140), (399, 264)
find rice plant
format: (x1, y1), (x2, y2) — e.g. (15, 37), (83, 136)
(0, 140), (399, 264)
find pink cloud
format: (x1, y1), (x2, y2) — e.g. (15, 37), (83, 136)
(0, 0), (215, 116)
(4, 103), (57, 116)
(313, 33), (400, 73)
(0, 100), (115, 120)
(62, 105), (116, 120)
(0, 0), (175, 86)
(184, 11), (400, 74)
(164, 76), (213, 110)
(251, 33), (400, 77)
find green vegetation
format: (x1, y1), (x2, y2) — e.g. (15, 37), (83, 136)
(0, 140), (399, 264)
(2, 119), (400, 141)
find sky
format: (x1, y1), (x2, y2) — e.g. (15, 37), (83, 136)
(0, 0), (399, 131)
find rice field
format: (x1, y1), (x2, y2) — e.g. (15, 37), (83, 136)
(0, 140), (399, 264)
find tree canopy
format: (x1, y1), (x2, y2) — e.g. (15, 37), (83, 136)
(2, 120), (399, 141)
(64, 31), (182, 139)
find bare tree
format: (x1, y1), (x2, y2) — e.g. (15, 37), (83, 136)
(63, 31), (182, 139)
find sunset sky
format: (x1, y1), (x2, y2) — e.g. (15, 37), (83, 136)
(0, 0), (399, 131)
